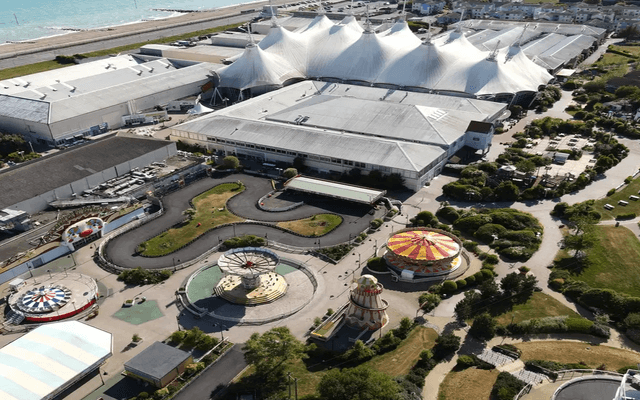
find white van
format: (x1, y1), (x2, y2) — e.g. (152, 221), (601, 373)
(618, 200), (629, 206)
(604, 204), (615, 210)
(630, 195), (640, 201)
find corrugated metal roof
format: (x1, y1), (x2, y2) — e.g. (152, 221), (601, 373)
(0, 136), (171, 210)
(0, 96), (49, 123)
(0, 321), (111, 400)
(285, 176), (385, 203)
(175, 115), (444, 172)
(125, 342), (191, 381)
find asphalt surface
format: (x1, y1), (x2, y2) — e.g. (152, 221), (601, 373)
(105, 174), (382, 269)
(173, 344), (247, 400)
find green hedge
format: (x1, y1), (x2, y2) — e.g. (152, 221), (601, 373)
(491, 372), (526, 400)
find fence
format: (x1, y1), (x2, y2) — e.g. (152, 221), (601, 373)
(513, 383), (532, 400)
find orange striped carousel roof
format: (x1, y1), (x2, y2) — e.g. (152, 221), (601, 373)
(387, 230), (460, 261)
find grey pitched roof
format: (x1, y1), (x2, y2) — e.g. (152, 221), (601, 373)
(125, 342), (192, 381)
(0, 95), (49, 123)
(0, 136), (171, 210)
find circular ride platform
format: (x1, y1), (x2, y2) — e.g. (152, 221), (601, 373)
(215, 247), (288, 305)
(8, 273), (99, 323)
(384, 228), (463, 277)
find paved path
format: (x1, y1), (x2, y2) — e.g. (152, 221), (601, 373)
(173, 344), (247, 400)
(105, 173), (380, 269)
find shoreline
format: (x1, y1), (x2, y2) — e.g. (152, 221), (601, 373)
(0, 0), (276, 61)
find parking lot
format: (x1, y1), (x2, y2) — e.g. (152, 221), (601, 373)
(521, 134), (597, 179)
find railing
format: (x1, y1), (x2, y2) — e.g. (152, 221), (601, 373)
(551, 370), (624, 400)
(513, 383), (532, 400)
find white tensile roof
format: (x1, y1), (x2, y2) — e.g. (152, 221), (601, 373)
(217, 15), (552, 95)
(0, 321), (112, 400)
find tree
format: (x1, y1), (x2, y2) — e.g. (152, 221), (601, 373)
(618, 25), (640, 39)
(494, 181), (520, 201)
(500, 272), (523, 297)
(563, 219), (597, 259)
(515, 159), (536, 175)
(454, 291), (481, 321)
(243, 327), (306, 376)
(469, 313), (497, 341)
(283, 167), (298, 179)
(433, 333), (461, 360)
(479, 279), (500, 301)
(222, 155), (239, 169)
(342, 340), (375, 362)
(317, 365), (400, 400)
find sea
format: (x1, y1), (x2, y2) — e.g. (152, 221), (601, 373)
(0, 0), (253, 43)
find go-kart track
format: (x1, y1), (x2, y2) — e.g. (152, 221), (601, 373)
(105, 174), (382, 269)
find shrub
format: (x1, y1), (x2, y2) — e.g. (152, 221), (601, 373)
(118, 268), (172, 285)
(367, 257), (388, 272)
(474, 271), (486, 282)
(317, 244), (353, 260)
(625, 176), (633, 184)
(465, 275), (476, 285)
(419, 293), (442, 312)
(170, 330), (186, 344)
(491, 372), (526, 400)
(436, 206), (461, 223)
(222, 155), (239, 169)
(456, 355), (476, 369)
(455, 279), (467, 288)
(616, 212), (636, 220)
(283, 168), (298, 179)
(607, 188), (617, 196)
(370, 218), (383, 229)
(442, 280), (458, 293)
(463, 240), (479, 253)
(624, 313), (640, 330)
(481, 269), (495, 279)
(223, 235), (266, 249)
(484, 254), (499, 265)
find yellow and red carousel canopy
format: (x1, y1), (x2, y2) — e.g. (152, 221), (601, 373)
(387, 230), (460, 261)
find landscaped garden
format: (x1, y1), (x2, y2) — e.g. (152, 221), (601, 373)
(436, 207), (543, 261)
(491, 292), (579, 326)
(594, 174), (640, 220)
(515, 341), (640, 371)
(277, 213), (343, 237)
(554, 225), (640, 298)
(138, 182), (245, 256)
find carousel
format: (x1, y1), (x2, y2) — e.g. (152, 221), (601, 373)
(384, 228), (463, 278)
(214, 247), (288, 305)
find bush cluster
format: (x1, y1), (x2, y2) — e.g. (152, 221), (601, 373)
(366, 257), (388, 272)
(169, 327), (220, 351)
(491, 372), (526, 400)
(317, 244), (353, 261)
(504, 315), (610, 338)
(118, 267), (172, 285)
(223, 234), (266, 249)
(456, 354), (495, 370)
(442, 207), (542, 261)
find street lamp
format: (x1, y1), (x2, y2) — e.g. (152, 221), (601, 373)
(265, 233), (268, 246)
(177, 315), (181, 331)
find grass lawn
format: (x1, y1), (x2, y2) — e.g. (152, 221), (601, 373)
(364, 326), (439, 377)
(277, 214), (342, 237)
(594, 176), (640, 220)
(230, 327), (438, 398)
(610, 45), (640, 57)
(438, 368), (499, 400)
(593, 52), (634, 67)
(0, 23), (243, 81)
(491, 292), (579, 326)
(139, 182), (244, 256)
(515, 341), (640, 371)
(569, 225), (640, 297)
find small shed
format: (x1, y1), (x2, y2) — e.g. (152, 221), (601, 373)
(9, 278), (25, 292)
(125, 341), (193, 388)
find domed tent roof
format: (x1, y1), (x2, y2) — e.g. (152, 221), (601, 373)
(376, 40), (456, 88)
(306, 22), (363, 77)
(380, 20), (422, 48)
(259, 23), (309, 74)
(295, 14), (334, 37)
(320, 30), (397, 82)
(338, 14), (364, 33)
(217, 43), (304, 90)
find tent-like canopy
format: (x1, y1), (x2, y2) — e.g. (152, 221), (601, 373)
(217, 14), (552, 96)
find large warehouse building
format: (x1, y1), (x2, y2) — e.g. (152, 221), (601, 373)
(0, 55), (219, 146)
(171, 80), (508, 190)
(0, 135), (176, 215)
(0, 321), (112, 400)
(451, 20), (606, 73)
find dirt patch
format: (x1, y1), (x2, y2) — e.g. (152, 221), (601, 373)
(515, 341), (640, 371)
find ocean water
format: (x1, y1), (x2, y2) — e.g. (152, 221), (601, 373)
(0, 0), (249, 43)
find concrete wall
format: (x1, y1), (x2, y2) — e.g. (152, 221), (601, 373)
(0, 115), (52, 143)
(0, 245), (71, 285)
(103, 207), (145, 234)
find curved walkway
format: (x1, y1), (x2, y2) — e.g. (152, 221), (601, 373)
(105, 174), (381, 269)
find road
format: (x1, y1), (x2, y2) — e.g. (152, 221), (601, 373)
(0, 13), (253, 70)
(173, 344), (247, 400)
